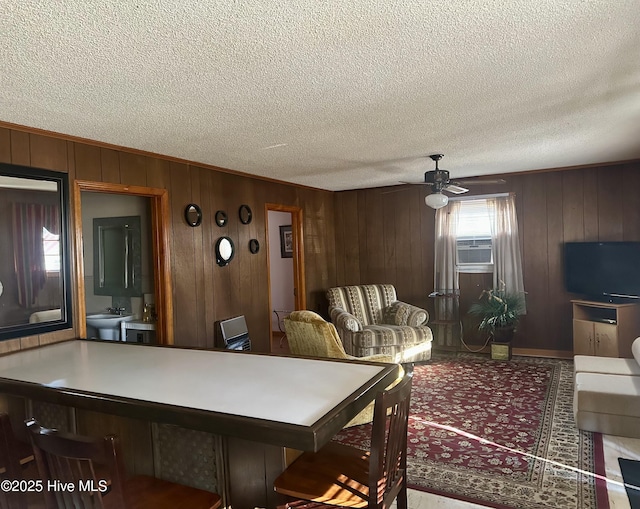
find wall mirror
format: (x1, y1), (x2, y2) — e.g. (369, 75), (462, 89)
(93, 216), (142, 297)
(249, 238), (260, 254)
(239, 204), (252, 224)
(184, 204), (202, 227)
(215, 210), (227, 227)
(215, 236), (235, 267)
(0, 163), (72, 341)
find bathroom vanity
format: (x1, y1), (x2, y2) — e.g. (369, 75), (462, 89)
(121, 319), (156, 343)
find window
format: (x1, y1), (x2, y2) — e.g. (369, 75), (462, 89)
(434, 194), (525, 312)
(455, 199), (492, 273)
(42, 227), (60, 272)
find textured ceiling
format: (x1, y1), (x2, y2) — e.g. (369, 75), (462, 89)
(1, 1), (639, 191)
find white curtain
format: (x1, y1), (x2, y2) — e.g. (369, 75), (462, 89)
(434, 201), (461, 292)
(487, 194), (526, 313)
(433, 201), (461, 346)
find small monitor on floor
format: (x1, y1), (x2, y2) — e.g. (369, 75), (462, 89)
(216, 315), (251, 351)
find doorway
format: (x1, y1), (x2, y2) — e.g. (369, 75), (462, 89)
(73, 180), (173, 344)
(265, 204), (305, 352)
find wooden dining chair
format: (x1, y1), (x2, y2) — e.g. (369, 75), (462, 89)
(0, 413), (37, 509)
(0, 413), (35, 476)
(273, 370), (413, 509)
(25, 419), (222, 509)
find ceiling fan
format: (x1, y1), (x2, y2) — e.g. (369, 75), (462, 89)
(402, 154), (506, 209)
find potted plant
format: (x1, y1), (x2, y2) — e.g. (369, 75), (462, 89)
(468, 285), (526, 357)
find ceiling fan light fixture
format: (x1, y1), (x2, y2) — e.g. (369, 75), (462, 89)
(425, 192), (449, 209)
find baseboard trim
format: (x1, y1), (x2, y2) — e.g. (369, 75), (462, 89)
(434, 345), (574, 360)
(512, 348), (573, 359)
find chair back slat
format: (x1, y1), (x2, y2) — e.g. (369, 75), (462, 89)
(47, 455), (101, 509)
(26, 419), (126, 509)
(369, 369), (412, 509)
(273, 370), (411, 509)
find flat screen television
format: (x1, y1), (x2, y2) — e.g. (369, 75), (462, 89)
(564, 241), (640, 301)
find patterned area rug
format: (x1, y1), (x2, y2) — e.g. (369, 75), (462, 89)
(334, 355), (609, 509)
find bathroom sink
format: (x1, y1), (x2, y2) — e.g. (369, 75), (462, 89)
(86, 313), (134, 340)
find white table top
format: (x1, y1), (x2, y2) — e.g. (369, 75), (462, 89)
(0, 340), (398, 450)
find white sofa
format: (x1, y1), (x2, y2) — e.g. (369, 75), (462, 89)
(574, 337), (640, 438)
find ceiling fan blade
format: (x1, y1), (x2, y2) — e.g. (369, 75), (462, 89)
(399, 181), (432, 186)
(381, 187), (412, 195)
(444, 184), (469, 194)
(453, 178), (507, 185)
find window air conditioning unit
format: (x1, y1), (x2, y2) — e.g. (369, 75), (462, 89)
(457, 238), (492, 264)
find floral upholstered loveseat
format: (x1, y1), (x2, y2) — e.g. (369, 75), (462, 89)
(327, 284), (433, 363)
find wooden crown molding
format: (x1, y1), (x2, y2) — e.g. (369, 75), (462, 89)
(0, 120), (330, 194)
(3, 120), (638, 194)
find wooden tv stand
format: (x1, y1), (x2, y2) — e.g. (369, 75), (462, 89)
(571, 299), (640, 358)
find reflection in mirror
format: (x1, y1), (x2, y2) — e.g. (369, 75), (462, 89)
(215, 237), (235, 267)
(0, 163), (72, 341)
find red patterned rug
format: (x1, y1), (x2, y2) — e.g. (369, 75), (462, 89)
(334, 355), (609, 509)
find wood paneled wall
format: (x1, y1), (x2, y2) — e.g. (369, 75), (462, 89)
(333, 161), (640, 354)
(0, 126), (336, 353)
(3, 122), (638, 356)
(334, 186), (435, 313)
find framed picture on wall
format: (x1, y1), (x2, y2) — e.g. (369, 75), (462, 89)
(280, 225), (293, 258)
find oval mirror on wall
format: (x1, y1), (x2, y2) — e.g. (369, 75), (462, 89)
(215, 210), (227, 227)
(184, 204), (202, 227)
(215, 237), (235, 267)
(239, 204), (252, 225)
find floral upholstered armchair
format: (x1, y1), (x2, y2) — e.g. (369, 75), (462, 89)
(327, 284), (433, 363)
